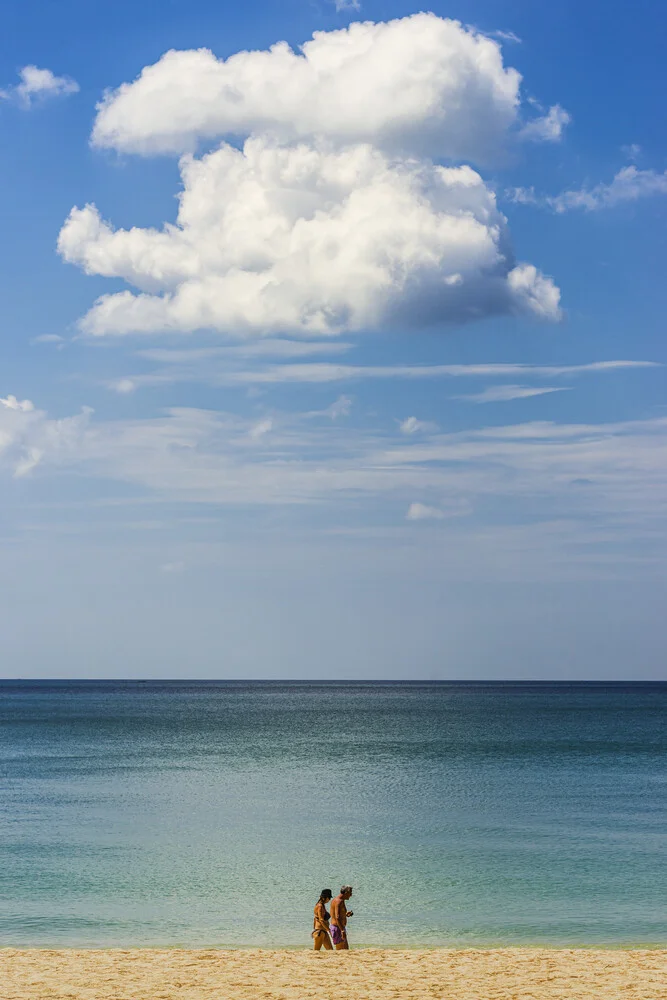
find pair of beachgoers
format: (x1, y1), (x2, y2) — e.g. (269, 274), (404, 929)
(312, 886), (353, 950)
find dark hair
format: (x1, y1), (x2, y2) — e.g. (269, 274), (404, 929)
(319, 889), (333, 902)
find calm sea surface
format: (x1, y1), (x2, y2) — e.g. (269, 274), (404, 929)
(1, 681), (666, 946)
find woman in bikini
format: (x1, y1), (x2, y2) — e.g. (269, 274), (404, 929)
(312, 889), (333, 950)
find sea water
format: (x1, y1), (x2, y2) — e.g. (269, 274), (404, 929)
(1, 681), (666, 946)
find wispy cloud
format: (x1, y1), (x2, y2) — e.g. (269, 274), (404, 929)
(621, 143), (642, 162)
(399, 417), (438, 434)
(160, 561), (185, 573)
(107, 358), (659, 393)
(306, 396), (352, 420)
(405, 501), (470, 521)
(6, 394), (667, 523)
(4, 389), (667, 579)
(248, 418), (273, 440)
(0, 395), (90, 478)
(456, 385), (569, 403)
(138, 341), (354, 364)
(31, 334), (66, 347)
(490, 29), (522, 44)
(406, 502), (447, 521)
(208, 359), (658, 385)
(508, 166), (667, 212)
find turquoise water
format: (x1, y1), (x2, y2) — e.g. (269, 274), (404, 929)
(1, 681), (666, 946)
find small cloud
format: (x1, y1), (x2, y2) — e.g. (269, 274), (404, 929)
(506, 185), (539, 206)
(1, 65), (79, 108)
(110, 378), (137, 394)
(520, 104), (571, 143)
(0, 395), (34, 412)
(304, 396), (352, 420)
(334, 0), (360, 10)
(491, 29), (522, 43)
(14, 447), (43, 478)
(323, 395), (352, 419)
(406, 502), (446, 521)
(407, 499), (471, 521)
(249, 417), (273, 439)
(621, 143), (642, 162)
(32, 333), (65, 346)
(160, 561), (185, 573)
(457, 384), (569, 403)
(399, 416), (438, 434)
(508, 166), (667, 213)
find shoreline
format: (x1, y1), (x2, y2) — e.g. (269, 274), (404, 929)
(4, 947), (667, 1000)
(4, 942), (667, 949)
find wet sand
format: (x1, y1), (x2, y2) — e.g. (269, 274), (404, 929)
(3, 947), (666, 1000)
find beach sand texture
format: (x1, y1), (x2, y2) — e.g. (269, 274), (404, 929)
(3, 948), (666, 1000)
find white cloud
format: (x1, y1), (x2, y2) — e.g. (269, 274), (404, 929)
(303, 395), (352, 420)
(111, 378), (137, 394)
(490, 30), (522, 44)
(160, 561), (185, 573)
(137, 341), (353, 365)
(323, 395), (352, 419)
(1, 65), (79, 107)
(520, 104), (570, 143)
(621, 143), (641, 162)
(59, 140), (560, 337)
(506, 186), (540, 206)
(406, 502), (447, 520)
(63, 15), (570, 341)
(399, 416), (437, 434)
(457, 384), (569, 403)
(509, 166), (667, 212)
(248, 417), (273, 439)
(103, 358), (657, 393)
(1, 394), (35, 413)
(32, 334), (65, 345)
(5, 393), (667, 551)
(202, 359), (657, 386)
(334, 0), (360, 11)
(0, 394), (90, 477)
(91, 15), (522, 163)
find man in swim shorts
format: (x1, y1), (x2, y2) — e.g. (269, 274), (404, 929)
(330, 886), (353, 950)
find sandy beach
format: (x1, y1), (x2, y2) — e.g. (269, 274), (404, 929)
(3, 948), (666, 1000)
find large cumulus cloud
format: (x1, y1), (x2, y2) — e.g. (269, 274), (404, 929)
(91, 14), (522, 163)
(59, 139), (560, 336)
(60, 14), (561, 338)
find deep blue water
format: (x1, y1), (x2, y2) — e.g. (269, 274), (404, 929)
(1, 681), (666, 946)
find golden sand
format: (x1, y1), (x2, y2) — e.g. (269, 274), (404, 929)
(3, 948), (666, 1000)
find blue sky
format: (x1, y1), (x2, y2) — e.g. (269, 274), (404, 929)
(1, 0), (666, 678)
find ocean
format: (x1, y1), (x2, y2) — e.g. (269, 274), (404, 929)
(1, 681), (666, 946)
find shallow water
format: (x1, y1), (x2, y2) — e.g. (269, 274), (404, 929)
(1, 681), (666, 945)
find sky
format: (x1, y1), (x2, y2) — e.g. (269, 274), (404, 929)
(0, 0), (666, 679)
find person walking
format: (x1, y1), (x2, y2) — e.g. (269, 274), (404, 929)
(330, 886), (353, 950)
(312, 889), (333, 950)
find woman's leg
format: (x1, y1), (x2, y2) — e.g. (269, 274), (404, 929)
(313, 931), (332, 951)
